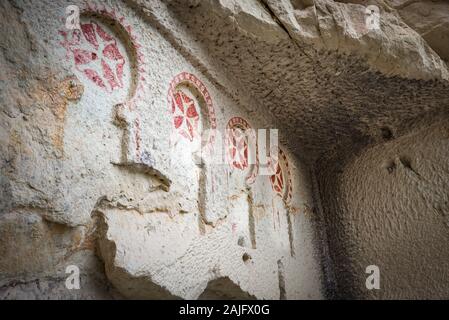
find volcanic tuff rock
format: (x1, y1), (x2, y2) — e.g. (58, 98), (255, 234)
(1, 0), (448, 299)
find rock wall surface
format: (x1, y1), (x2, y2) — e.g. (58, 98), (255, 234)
(0, 0), (322, 299)
(0, 0), (448, 299)
(317, 118), (449, 299)
(158, 0), (449, 298)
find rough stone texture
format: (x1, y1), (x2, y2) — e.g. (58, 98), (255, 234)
(388, 0), (449, 64)
(0, 0), (322, 299)
(1, 0), (448, 299)
(160, 0), (449, 161)
(317, 118), (449, 299)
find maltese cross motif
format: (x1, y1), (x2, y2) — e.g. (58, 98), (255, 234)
(171, 90), (200, 141)
(228, 128), (249, 170)
(60, 21), (126, 92)
(270, 160), (284, 194)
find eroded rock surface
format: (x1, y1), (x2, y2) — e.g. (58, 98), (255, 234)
(1, 0), (448, 299)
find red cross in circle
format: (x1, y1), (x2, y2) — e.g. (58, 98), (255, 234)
(228, 127), (249, 170)
(60, 21), (126, 92)
(270, 160), (284, 194)
(171, 90), (200, 141)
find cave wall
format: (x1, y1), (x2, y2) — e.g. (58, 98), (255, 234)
(0, 0), (323, 299)
(156, 0), (449, 299)
(317, 118), (449, 299)
(1, 0), (449, 300)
